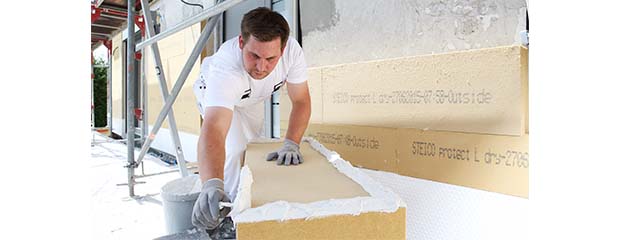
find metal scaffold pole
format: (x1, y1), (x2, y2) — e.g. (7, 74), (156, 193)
(126, 0), (137, 197)
(119, 0), (246, 196)
(136, 0), (243, 51)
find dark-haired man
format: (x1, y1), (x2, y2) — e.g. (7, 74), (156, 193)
(191, 7), (310, 231)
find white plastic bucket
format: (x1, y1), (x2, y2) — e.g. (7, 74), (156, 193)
(160, 174), (202, 234)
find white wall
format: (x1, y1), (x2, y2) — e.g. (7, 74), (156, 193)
(154, 0), (216, 31)
(300, 0), (527, 67)
(363, 168), (528, 240)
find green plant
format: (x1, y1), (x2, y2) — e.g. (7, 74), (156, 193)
(93, 57), (108, 128)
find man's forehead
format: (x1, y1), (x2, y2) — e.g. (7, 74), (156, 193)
(245, 37), (282, 57)
(246, 35), (281, 46)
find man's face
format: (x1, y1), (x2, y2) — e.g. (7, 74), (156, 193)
(239, 35), (283, 80)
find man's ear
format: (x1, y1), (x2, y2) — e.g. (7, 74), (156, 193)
(238, 35), (244, 50)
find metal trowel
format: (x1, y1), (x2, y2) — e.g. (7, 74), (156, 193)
(155, 202), (235, 240)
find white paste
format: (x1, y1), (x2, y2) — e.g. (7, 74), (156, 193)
(230, 137), (406, 223)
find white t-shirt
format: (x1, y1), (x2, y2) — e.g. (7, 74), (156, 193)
(193, 36), (307, 115)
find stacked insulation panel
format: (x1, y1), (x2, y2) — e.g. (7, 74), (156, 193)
(280, 45), (529, 198)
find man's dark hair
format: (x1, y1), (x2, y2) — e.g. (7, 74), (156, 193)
(241, 7), (290, 49)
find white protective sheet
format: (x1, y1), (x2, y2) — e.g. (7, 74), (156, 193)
(230, 137), (406, 223)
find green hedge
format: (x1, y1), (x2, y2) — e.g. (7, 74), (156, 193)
(93, 58), (108, 128)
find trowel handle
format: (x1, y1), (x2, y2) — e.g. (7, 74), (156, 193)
(218, 202), (233, 218)
(219, 202), (233, 209)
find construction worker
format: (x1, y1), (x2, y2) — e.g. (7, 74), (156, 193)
(191, 7), (310, 234)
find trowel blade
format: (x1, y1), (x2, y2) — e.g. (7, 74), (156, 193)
(154, 228), (211, 240)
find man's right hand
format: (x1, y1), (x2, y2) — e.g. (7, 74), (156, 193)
(191, 178), (231, 230)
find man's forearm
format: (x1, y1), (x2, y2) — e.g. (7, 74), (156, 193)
(286, 101), (311, 144)
(197, 130), (226, 183)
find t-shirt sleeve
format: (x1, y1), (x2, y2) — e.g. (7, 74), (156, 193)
(202, 64), (243, 111)
(285, 39), (308, 84)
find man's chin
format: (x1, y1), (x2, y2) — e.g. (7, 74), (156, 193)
(251, 73), (268, 79)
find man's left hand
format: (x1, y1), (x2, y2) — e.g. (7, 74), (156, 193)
(265, 139), (303, 165)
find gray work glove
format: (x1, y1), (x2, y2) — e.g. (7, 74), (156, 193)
(265, 139), (304, 165)
(191, 178), (231, 230)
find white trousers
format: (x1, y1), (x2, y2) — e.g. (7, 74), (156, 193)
(220, 104), (264, 200)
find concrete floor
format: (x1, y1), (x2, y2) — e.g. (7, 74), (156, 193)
(90, 132), (188, 239)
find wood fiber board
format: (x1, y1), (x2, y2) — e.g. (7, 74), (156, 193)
(300, 123), (529, 198)
(165, 55), (201, 134)
(236, 207), (406, 240)
(396, 128), (529, 198)
(521, 47), (529, 133)
(138, 26), (202, 134)
(279, 67), (323, 123)
(304, 124), (399, 173)
(321, 45), (527, 136)
(111, 32), (124, 120)
(244, 142), (369, 208)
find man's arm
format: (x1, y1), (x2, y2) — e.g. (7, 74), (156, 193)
(285, 81), (311, 144)
(197, 106), (233, 183)
(193, 106), (233, 230)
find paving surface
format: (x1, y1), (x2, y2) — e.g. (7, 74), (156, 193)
(91, 132), (188, 239)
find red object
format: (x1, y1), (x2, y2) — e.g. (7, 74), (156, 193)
(135, 15), (146, 37)
(135, 51), (142, 60)
(135, 1), (142, 10)
(103, 40), (113, 56)
(91, 5), (102, 23)
(134, 108), (143, 121)
(100, 7), (128, 17)
(133, 0), (146, 37)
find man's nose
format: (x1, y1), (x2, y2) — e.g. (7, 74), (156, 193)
(256, 59), (267, 72)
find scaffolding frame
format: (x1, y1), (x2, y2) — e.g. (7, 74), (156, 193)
(117, 0), (246, 197)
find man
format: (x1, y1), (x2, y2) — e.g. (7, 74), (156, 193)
(191, 7), (311, 231)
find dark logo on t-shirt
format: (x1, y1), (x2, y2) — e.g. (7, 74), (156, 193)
(241, 89), (251, 100)
(273, 81), (284, 93)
